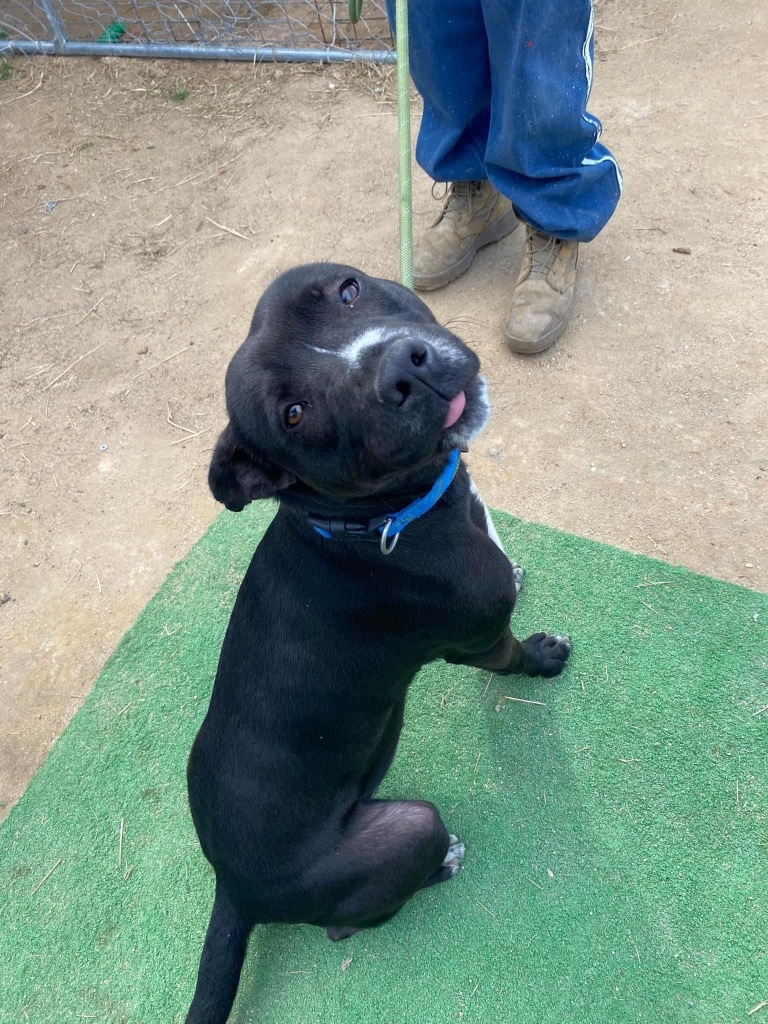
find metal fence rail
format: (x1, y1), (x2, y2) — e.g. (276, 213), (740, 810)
(0, 0), (396, 63)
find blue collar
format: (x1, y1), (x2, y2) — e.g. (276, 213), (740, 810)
(308, 449), (461, 555)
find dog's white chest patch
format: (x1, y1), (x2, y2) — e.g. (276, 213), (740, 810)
(468, 478), (505, 553)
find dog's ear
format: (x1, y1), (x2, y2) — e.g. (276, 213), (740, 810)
(209, 424), (296, 511)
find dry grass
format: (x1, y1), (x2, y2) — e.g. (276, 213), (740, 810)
(0, 53), (395, 141)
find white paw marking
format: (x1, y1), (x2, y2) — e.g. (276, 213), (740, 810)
(511, 562), (525, 594)
(443, 836), (465, 876)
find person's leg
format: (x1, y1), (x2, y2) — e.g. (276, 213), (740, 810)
(482, 0), (621, 242)
(386, 0), (518, 289)
(479, 0), (622, 352)
(388, 0), (491, 181)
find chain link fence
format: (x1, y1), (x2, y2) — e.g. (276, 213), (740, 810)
(0, 0), (395, 62)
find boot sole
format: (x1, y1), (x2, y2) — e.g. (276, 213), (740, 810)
(413, 209), (520, 292)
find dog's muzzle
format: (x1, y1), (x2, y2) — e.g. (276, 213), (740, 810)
(374, 335), (478, 414)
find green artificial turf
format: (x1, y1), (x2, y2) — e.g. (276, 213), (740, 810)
(1, 505), (766, 1024)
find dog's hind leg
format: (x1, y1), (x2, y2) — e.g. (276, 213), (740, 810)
(359, 698), (406, 799)
(185, 884), (253, 1024)
(315, 799), (461, 941)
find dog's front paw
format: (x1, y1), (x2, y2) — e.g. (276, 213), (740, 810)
(521, 632), (571, 678)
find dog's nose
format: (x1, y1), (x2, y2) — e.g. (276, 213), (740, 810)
(375, 338), (435, 408)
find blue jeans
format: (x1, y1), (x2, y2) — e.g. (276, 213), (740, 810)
(387, 0), (622, 242)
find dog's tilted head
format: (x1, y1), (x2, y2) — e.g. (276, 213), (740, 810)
(209, 263), (490, 509)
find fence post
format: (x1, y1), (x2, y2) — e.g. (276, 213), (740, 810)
(37, 0), (68, 51)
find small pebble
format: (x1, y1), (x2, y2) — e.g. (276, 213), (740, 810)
(672, 246), (691, 255)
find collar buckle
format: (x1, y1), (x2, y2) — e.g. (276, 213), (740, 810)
(307, 514), (388, 542)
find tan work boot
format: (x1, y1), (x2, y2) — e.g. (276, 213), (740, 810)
(504, 228), (579, 354)
(413, 180), (518, 291)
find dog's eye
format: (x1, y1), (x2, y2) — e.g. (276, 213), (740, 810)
(339, 278), (360, 305)
(284, 403), (305, 428)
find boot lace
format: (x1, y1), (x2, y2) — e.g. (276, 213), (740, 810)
(526, 230), (560, 279)
(431, 180), (485, 223)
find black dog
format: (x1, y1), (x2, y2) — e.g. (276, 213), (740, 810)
(185, 263), (570, 1023)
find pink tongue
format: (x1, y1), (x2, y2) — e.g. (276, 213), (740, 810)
(443, 390), (466, 429)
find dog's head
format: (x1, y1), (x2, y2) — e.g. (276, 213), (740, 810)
(209, 263), (490, 509)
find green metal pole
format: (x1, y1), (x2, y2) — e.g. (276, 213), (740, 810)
(395, 0), (413, 289)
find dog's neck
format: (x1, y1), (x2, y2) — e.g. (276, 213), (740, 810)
(277, 452), (467, 550)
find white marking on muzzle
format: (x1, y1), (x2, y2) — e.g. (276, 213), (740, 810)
(309, 326), (397, 364)
(310, 326), (467, 368)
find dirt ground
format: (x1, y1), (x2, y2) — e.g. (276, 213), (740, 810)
(1, 0), (766, 822)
